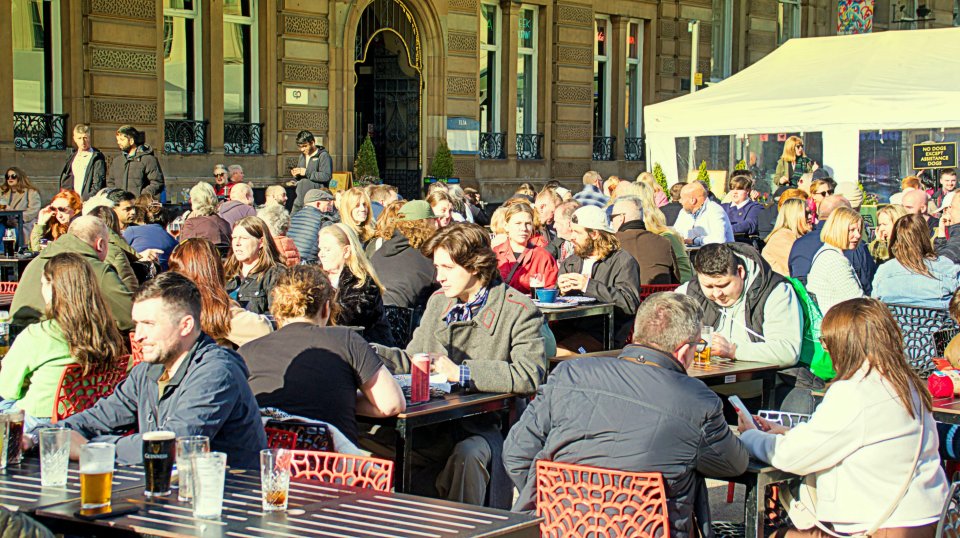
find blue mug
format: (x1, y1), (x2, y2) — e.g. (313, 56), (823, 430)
(536, 288), (558, 303)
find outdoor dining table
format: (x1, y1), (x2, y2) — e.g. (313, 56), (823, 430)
(551, 350), (782, 409)
(0, 459), (145, 513)
(932, 395), (960, 425)
(537, 301), (616, 350)
(363, 391), (516, 494)
(728, 459), (799, 538)
(33, 463), (539, 538)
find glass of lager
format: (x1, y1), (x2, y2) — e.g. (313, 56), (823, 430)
(176, 435), (210, 502)
(191, 452), (226, 519)
(142, 431), (176, 497)
(80, 443), (115, 510)
(695, 325), (713, 366)
(260, 449), (292, 512)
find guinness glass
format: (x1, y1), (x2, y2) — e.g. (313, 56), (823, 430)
(142, 431), (176, 497)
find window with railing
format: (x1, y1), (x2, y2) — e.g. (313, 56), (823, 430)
(516, 6), (538, 139)
(593, 17), (610, 139)
(13, 0), (64, 150)
(593, 136), (615, 161)
(164, 0), (206, 153)
(224, 122), (263, 155)
(480, 2), (502, 152)
(516, 133), (542, 160)
(224, 0), (260, 152)
(479, 132), (506, 160)
(625, 20), (644, 161)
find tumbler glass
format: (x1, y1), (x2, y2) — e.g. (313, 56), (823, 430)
(176, 435), (210, 502)
(39, 428), (71, 487)
(260, 449), (292, 512)
(191, 452), (226, 519)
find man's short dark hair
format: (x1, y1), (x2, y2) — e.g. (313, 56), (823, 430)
(296, 130), (315, 145)
(692, 243), (742, 277)
(135, 272), (202, 324)
(421, 223), (499, 287)
(943, 168), (958, 179)
(105, 189), (135, 204)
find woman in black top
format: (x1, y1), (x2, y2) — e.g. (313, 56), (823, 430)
(238, 265), (405, 444)
(225, 216), (285, 315)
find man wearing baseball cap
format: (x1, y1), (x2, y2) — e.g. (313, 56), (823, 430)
(286, 188), (339, 263)
(554, 205), (642, 354)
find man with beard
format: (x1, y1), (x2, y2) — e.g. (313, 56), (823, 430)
(58, 272), (266, 469)
(554, 205), (641, 353)
(107, 125), (165, 197)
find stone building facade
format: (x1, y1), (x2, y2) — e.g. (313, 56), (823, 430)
(0, 0), (956, 201)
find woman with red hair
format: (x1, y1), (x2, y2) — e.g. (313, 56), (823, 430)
(30, 190), (82, 250)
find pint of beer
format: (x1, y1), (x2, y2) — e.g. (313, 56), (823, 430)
(695, 326), (713, 366)
(142, 431), (176, 497)
(80, 443), (115, 510)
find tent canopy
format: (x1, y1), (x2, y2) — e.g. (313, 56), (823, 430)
(644, 27), (960, 186)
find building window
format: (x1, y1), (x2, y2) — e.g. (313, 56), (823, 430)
(624, 20), (644, 161)
(954, 0), (958, 25)
(224, 0), (258, 123)
(777, 0), (802, 44)
(711, 0), (733, 81)
(480, 3), (501, 134)
(593, 17), (610, 138)
(12, 0), (61, 114)
(516, 6), (537, 135)
(163, 0), (202, 120)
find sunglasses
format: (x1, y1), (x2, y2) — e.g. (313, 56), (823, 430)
(815, 190), (834, 196)
(215, 173), (226, 177)
(50, 206), (71, 213)
(5, 174), (17, 179)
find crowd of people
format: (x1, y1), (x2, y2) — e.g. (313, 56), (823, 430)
(3, 125), (960, 537)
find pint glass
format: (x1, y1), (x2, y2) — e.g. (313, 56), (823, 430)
(80, 443), (115, 509)
(142, 431), (176, 497)
(1, 410), (23, 465)
(191, 452), (226, 519)
(695, 326), (713, 366)
(176, 436), (210, 502)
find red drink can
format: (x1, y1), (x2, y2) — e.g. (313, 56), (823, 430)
(411, 354), (430, 404)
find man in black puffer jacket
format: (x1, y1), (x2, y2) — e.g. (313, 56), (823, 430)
(287, 189), (339, 263)
(107, 125), (165, 196)
(504, 293), (748, 538)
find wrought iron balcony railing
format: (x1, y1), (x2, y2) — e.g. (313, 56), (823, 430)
(479, 132), (506, 160)
(164, 119), (208, 154)
(624, 137), (645, 161)
(516, 133), (543, 160)
(592, 136), (616, 161)
(224, 122), (264, 155)
(14, 112), (68, 150)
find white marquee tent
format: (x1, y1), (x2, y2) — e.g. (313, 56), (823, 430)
(644, 27), (960, 186)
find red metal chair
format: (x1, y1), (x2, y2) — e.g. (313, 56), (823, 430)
(640, 284), (680, 302)
(536, 460), (670, 538)
(51, 356), (132, 423)
(265, 427), (298, 450)
(129, 333), (144, 367)
(288, 450), (394, 492)
(0, 282), (18, 294)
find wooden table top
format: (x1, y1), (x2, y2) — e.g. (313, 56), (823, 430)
(550, 349), (781, 379)
(933, 396), (960, 415)
(398, 391), (513, 419)
(37, 468), (539, 538)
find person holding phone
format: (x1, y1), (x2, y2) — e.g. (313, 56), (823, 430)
(736, 298), (946, 537)
(775, 136), (818, 188)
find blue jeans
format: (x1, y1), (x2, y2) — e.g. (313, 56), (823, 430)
(0, 399), (51, 434)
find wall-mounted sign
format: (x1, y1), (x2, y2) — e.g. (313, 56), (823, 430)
(913, 142), (957, 170)
(447, 117), (479, 155)
(285, 88), (308, 105)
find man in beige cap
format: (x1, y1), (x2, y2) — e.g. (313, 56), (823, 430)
(554, 205), (642, 354)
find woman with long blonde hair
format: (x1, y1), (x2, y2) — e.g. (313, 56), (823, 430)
(619, 181), (693, 282)
(338, 187), (375, 244)
(807, 207), (865, 313)
(738, 298), (946, 538)
(774, 136), (818, 188)
(761, 198), (811, 276)
(0, 252), (126, 429)
(870, 204), (908, 263)
(318, 223), (393, 344)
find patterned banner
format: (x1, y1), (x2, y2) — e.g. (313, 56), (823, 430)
(838, 0), (875, 34)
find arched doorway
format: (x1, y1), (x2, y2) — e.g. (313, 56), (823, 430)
(354, 0), (422, 200)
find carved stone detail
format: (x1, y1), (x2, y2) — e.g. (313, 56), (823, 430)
(283, 63), (328, 84)
(447, 76), (476, 96)
(92, 100), (157, 124)
(448, 31), (478, 53)
(283, 14), (329, 38)
(91, 47), (156, 73)
(556, 45), (592, 66)
(660, 20), (677, 39)
(556, 85), (592, 104)
(661, 57), (677, 75)
(556, 4), (593, 25)
(90, 0), (155, 20)
(284, 109), (329, 131)
(448, 0), (478, 14)
(453, 157), (476, 178)
(554, 123), (591, 141)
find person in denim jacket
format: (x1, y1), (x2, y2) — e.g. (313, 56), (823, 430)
(872, 213), (960, 310)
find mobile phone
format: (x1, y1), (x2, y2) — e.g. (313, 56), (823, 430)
(75, 503), (140, 521)
(728, 395), (762, 429)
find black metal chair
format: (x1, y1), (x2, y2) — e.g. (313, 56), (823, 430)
(936, 480), (960, 538)
(886, 303), (959, 378)
(383, 305), (415, 349)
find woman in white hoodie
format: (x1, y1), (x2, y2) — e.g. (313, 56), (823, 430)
(738, 297), (947, 538)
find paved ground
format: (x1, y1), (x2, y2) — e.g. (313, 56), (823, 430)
(708, 479), (746, 523)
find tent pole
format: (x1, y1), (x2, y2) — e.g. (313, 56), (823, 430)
(688, 19), (700, 178)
